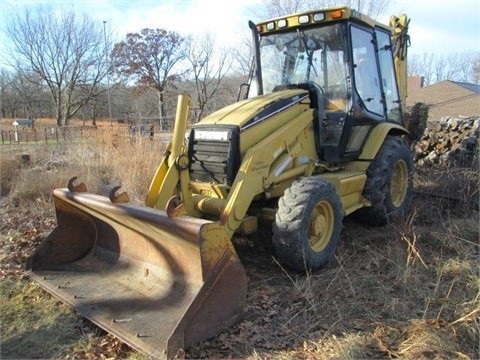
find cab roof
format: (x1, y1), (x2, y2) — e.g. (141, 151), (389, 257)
(255, 6), (391, 35)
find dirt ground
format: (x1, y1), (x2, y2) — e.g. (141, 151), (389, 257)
(1, 187), (478, 359)
(0, 132), (478, 359)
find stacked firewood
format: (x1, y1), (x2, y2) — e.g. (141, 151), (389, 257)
(413, 116), (479, 167)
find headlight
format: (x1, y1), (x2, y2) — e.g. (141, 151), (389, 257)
(194, 129), (229, 141)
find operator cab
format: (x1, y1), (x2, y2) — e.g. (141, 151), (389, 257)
(247, 7), (403, 163)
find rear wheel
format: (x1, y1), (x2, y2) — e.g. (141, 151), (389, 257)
(355, 135), (413, 226)
(272, 177), (343, 272)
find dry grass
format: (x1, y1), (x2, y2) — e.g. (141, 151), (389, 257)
(0, 157), (20, 197)
(1, 125), (166, 206)
(1, 125), (165, 359)
(413, 166), (479, 219)
(1, 130), (479, 359)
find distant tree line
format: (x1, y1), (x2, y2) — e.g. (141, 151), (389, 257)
(1, 5), (243, 126)
(407, 52), (480, 86)
(1, 0), (478, 126)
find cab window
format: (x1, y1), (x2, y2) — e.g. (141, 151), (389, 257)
(376, 28), (402, 123)
(351, 26), (383, 116)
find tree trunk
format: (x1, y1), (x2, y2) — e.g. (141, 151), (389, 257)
(157, 90), (166, 130)
(64, 104), (70, 126)
(92, 105), (97, 126)
(156, 90), (166, 118)
(56, 112), (62, 126)
(54, 89), (63, 126)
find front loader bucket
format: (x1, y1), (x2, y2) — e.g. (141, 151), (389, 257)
(26, 188), (247, 359)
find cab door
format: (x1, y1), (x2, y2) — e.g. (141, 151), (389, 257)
(375, 27), (403, 123)
(351, 25), (384, 117)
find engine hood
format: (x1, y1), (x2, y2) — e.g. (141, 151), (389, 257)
(197, 89), (310, 130)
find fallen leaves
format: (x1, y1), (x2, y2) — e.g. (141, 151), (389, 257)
(64, 333), (132, 360)
(1, 185), (478, 360)
(1, 202), (55, 278)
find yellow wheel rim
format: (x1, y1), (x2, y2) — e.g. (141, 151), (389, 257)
(308, 200), (334, 252)
(391, 159), (408, 207)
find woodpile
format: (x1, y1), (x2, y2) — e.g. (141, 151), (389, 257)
(413, 116), (479, 168)
(404, 102), (429, 142)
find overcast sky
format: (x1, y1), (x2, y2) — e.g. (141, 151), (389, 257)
(0, 0), (478, 64)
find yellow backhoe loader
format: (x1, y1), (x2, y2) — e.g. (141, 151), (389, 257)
(26, 7), (413, 359)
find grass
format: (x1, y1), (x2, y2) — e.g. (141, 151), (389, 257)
(0, 278), (87, 358)
(0, 278), (142, 359)
(0, 126), (479, 359)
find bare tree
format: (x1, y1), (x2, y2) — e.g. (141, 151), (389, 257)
(231, 34), (254, 79)
(0, 68), (50, 119)
(472, 57), (480, 84)
(111, 28), (186, 120)
(262, 0), (391, 19)
(434, 56), (459, 84)
(409, 52), (480, 85)
(408, 53), (435, 85)
(458, 53), (480, 84)
(185, 34), (232, 121)
(263, 0), (305, 17)
(9, 71), (49, 120)
(6, 6), (109, 126)
(0, 68), (12, 118)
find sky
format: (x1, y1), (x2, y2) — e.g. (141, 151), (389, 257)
(0, 0), (479, 65)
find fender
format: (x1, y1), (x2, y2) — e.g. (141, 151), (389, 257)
(359, 123), (409, 160)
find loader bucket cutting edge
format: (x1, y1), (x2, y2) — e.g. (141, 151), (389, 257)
(25, 188), (248, 359)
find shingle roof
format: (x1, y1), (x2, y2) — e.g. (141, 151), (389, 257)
(406, 80), (480, 120)
(456, 82), (480, 94)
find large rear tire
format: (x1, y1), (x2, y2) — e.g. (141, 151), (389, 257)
(355, 135), (413, 226)
(272, 177), (343, 272)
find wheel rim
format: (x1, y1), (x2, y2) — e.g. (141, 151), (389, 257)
(308, 200), (334, 252)
(391, 159), (408, 207)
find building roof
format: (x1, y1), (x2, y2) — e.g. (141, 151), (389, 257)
(13, 119), (33, 126)
(456, 82), (480, 94)
(406, 80), (480, 120)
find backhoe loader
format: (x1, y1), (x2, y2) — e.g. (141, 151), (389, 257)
(26, 7), (413, 359)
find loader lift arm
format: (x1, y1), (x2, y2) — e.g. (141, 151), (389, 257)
(390, 14), (410, 114)
(147, 93), (317, 238)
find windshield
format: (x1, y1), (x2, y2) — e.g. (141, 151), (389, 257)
(258, 23), (349, 102)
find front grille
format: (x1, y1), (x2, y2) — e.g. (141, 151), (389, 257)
(188, 126), (241, 186)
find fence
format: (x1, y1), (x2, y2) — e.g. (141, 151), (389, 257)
(138, 116), (175, 131)
(0, 126), (100, 145)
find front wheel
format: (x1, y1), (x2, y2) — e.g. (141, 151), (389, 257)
(355, 135), (413, 226)
(272, 177), (343, 272)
